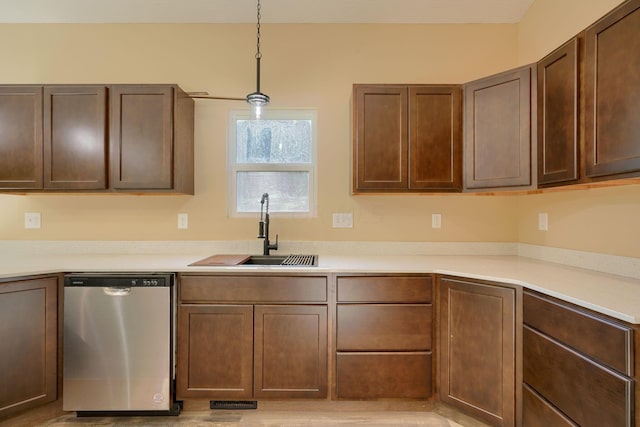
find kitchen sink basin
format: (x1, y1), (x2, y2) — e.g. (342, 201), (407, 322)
(189, 254), (318, 267)
(243, 254), (318, 267)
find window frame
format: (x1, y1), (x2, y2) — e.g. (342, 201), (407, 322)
(227, 108), (318, 218)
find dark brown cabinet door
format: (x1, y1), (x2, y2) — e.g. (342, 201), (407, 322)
(336, 304), (432, 351)
(336, 352), (432, 399)
(44, 86), (107, 189)
(353, 85), (408, 191)
(537, 38), (581, 186)
(353, 84), (462, 192)
(464, 65), (534, 190)
(0, 276), (58, 418)
(176, 304), (254, 399)
(0, 86), (43, 189)
(523, 326), (632, 427)
(409, 86), (462, 190)
(439, 276), (516, 427)
(110, 85), (174, 190)
(522, 290), (635, 427)
(254, 305), (327, 399)
(584, 0), (640, 179)
(523, 384), (578, 427)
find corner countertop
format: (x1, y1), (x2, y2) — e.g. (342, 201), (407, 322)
(1, 250), (639, 324)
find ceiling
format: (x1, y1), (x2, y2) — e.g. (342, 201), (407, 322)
(0, 0), (536, 24)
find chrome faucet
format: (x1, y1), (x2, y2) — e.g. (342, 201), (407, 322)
(258, 193), (278, 255)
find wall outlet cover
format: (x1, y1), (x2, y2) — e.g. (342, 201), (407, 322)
(25, 212), (41, 229)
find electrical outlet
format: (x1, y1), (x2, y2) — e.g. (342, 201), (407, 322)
(25, 212), (41, 229)
(178, 213), (189, 229)
(332, 213), (353, 228)
(538, 212), (548, 231)
(431, 213), (442, 229)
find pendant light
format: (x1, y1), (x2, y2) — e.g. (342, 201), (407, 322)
(188, 0), (270, 116)
(246, 0), (270, 119)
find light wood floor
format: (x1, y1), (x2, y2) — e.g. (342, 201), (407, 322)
(2, 400), (491, 427)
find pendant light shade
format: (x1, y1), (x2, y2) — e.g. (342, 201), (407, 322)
(247, 0), (269, 117)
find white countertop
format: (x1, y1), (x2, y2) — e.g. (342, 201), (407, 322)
(1, 250), (639, 324)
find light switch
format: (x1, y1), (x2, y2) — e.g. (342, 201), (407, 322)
(432, 213), (442, 229)
(178, 213), (189, 229)
(538, 212), (548, 231)
(332, 213), (353, 228)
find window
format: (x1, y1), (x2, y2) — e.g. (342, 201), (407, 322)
(228, 109), (317, 217)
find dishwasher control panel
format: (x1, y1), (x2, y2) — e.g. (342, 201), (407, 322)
(64, 273), (173, 287)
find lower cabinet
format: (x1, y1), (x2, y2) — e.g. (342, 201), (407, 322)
(176, 274), (328, 400)
(523, 290), (635, 427)
(438, 276), (518, 427)
(254, 305), (327, 398)
(335, 274), (433, 399)
(0, 276), (59, 418)
(178, 304), (254, 399)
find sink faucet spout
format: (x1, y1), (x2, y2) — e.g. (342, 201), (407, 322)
(258, 193), (278, 255)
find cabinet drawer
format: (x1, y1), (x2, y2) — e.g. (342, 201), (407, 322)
(179, 275), (327, 303)
(337, 276), (432, 303)
(523, 326), (632, 427)
(336, 352), (431, 399)
(524, 291), (633, 375)
(337, 304), (432, 351)
(523, 384), (577, 427)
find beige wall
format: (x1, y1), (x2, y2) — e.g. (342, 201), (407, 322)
(516, 0), (640, 258)
(517, 0), (623, 64)
(0, 0), (638, 259)
(0, 23), (519, 242)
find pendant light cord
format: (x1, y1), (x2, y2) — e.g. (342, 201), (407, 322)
(255, 0), (262, 60)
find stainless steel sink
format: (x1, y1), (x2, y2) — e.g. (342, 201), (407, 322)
(242, 254), (318, 267)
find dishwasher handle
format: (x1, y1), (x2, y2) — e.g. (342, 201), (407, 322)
(103, 287), (132, 296)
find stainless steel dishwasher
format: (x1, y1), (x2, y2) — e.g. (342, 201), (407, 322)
(63, 273), (179, 416)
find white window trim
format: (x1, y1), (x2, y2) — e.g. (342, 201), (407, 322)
(227, 108), (318, 218)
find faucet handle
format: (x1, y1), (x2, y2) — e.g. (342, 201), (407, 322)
(270, 234), (279, 251)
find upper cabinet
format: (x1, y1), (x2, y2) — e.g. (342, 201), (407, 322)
(110, 85), (194, 194)
(0, 86), (43, 189)
(537, 0), (640, 187)
(537, 38), (581, 187)
(44, 86), (107, 190)
(0, 84), (194, 194)
(0, 84), (108, 191)
(463, 65), (536, 191)
(353, 84), (462, 193)
(584, 0), (640, 180)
